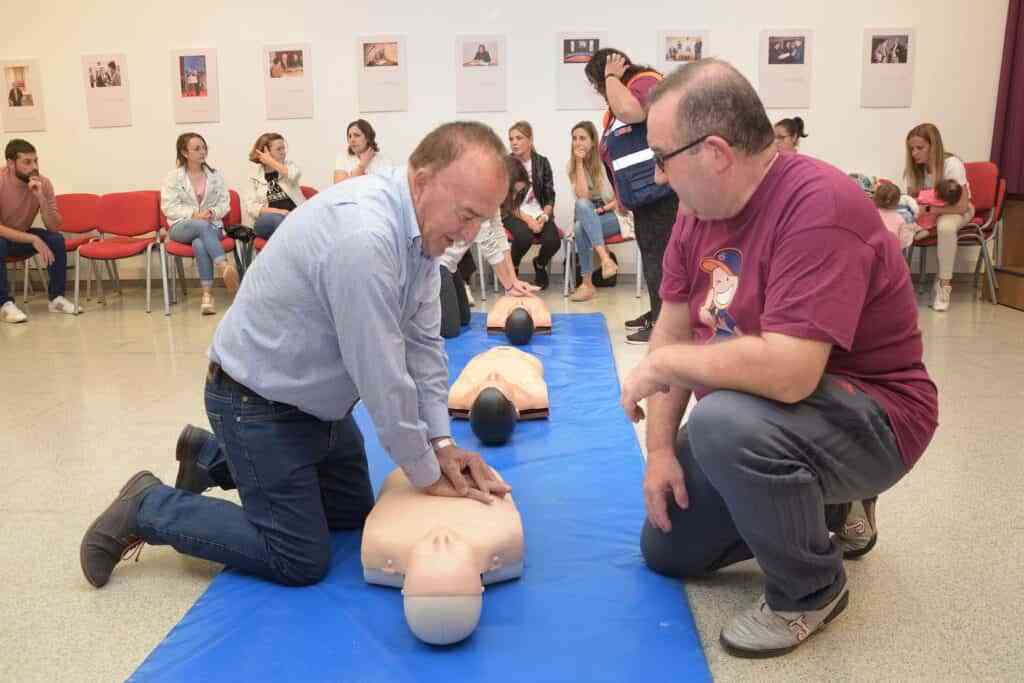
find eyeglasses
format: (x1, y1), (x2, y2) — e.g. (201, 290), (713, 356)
(654, 134), (718, 171)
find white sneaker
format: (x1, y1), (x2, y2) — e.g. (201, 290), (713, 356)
(1, 300), (28, 323)
(720, 588), (849, 658)
(48, 295), (80, 315)
(932, 280), (951, 312)
(464, 283), (475, 307)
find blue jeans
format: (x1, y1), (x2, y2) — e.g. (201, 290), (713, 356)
(168, 219), (226, 287)
(136, 366), (375, 586)
(0, 228), (66, 305)
(573, 198), (620, 275)
(253, 212), (287, 239)
(639, 376), (906, 612)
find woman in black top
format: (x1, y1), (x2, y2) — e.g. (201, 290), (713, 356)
(505, 120), (560, 290)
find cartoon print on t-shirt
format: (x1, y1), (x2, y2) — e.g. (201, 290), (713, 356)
(698, 248), (743, 339)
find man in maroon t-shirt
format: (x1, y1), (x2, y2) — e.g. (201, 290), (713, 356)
(620, 60), (938, 658)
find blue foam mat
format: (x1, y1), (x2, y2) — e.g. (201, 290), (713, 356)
(131, 313), (710, 682)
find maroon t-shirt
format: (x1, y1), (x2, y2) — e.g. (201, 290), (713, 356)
(660, 153), (938, 469)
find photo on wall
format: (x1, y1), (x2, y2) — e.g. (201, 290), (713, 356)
(463, 40), (499, 67)
(870, 34), (910, 64)
(269, 50), (304, 78)
(664, 35), (704, 63)
(170, 48), (219, 124)
(363, 42), (399, 68)
(358, 35), (407, 112)
(861, 28), (915, 108)
(82, 53), (131, 128)
(1, 59), (46, 132)
(563, 38), (599, 64)
(767, 36), (806, 65)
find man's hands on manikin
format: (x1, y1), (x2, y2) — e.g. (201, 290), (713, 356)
(425, 444), (512, 504)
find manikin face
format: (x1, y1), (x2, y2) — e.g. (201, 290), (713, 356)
(572, 128), (593, 158)
(908, 136), (930, 165)
(267, 138), (287, 164)
(411, 149), (507, 257)
(508, 130), (532, 159)
(774, 125), (797, 153)
(348, 126), (369, 154)
(8, 152), (39, 183)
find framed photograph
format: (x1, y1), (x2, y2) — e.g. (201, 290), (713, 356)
(556, 31), (607, 110)
(1, 59), (46, 132)
(264, 43), (313, 119)
(758, 30), (813, 108)
(456, 35), (507, 112)
(82, 53), (131, 128)
(861, 28), (915, 108)
(170, 48), (219, 123)
(658, 30), (709, 74)
(358, 35), (407, 112)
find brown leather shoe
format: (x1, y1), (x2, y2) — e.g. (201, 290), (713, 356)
(175, 424), (216, 494)
(80, 471), (161, 588)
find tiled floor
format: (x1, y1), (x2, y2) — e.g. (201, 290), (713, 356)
(2, 275), (1022, 681)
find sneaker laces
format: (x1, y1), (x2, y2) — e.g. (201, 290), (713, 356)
(758, 596), (813, 642)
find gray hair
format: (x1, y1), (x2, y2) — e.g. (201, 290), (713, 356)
(649, 59), (774, 155)
(409, 121), (508, 175)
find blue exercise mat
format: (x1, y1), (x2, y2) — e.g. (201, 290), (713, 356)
(131, 313), (710, 683)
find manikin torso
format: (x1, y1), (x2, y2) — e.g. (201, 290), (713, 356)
(448, 346), (548, 418)
(486, 295), (552, 332)
(361, 468), (524, 644)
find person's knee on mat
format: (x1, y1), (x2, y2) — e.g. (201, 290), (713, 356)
(269, 544), (331, 587)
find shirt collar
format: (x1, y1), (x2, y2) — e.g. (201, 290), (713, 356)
(396, 165), (424, 247)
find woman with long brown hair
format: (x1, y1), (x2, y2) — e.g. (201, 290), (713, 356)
(506, 121), (560, 290)
(903, 123), (973, 311)
(244, 132), (306, 240)
(566, 120), (627, 302)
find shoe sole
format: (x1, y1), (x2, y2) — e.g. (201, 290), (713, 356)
(79, 470), (156, 588)
(719, 590), (850, 659)
(843, 532), (878, 560)
(624, 336), (650, 345)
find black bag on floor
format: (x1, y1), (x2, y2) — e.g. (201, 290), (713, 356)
(575, 251), (619, 288)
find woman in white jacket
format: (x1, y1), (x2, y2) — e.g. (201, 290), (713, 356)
(245, 132), (305, 240)
(161, 132), (238, 315)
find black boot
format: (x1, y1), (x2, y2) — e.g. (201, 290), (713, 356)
(175, 424), (217, 494)
(532, 257), (549, 290)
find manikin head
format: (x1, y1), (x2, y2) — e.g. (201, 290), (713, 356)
(504, 306), (534, 345)
(469, 382), (519, 445)
(402, 527), (484, 645)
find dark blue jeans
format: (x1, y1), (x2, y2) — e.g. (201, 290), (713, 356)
(0, 229), (67, 305)
(136, 367), (375, 586)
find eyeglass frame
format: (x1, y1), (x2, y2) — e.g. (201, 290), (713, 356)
(654, 133), (731, 171)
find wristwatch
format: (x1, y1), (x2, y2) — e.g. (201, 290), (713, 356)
(433, 437), (456, 451)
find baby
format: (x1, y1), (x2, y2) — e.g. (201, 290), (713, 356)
(873, 182), (914, 248)
(915, 178), (963, 233)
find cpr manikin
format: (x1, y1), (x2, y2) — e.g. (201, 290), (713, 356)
(361, 468), (524, 645)
(448, 346), (549, 444)
(486, 295), (551, 345)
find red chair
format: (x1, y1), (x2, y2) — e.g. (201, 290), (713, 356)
(162, 190), (242, 305)
(76, 191), (168, 314)
(56, 193), (110, 305)
(252, 185), (318, 254)
(909, 162), (1005, 304)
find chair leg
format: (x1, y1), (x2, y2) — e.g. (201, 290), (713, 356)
(177, 257), (188, 297)
(145, 249), (153, 314)
(160, 244), (170, 316)
(112, 261), (121, 292)
(981, 242), (998, 305)
(22, 259), (30, 303)
(74, 251), (81, 314)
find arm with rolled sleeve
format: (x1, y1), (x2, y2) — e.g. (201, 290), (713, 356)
(320, 229), (441, 489)
(475, 213), (511, 266)
(243, 168), (266, 224)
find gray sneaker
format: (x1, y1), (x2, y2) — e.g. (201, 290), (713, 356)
(720, 588), (849, 658)
(835, 498), (878, 559)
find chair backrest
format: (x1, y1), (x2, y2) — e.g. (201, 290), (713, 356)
(55, 193), (100, 234)
(226, 189), (242, 225)
(301, 185), (318, 199)
(98, 191), (160, 237)
(964, 161), (998, 213)
(992, 178), (1007, 223)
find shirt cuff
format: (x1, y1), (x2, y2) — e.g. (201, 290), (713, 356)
(402, 446), (441, 488)
(421, 402), (451, 441)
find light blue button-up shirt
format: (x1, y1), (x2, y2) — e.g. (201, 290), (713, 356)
(210, 166), (447, 488)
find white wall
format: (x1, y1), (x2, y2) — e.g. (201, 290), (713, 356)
(2, 0), (1008, 277)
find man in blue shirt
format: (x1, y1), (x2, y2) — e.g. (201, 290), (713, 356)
(81, 122), (512, 588)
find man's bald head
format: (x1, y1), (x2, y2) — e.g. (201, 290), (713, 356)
(648, 59), (774, 156)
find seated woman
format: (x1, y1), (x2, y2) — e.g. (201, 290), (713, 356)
(244, 132), (306, 241)
(439, 159), (538, 339)
(774, 117), (807, 154)
(505, 121), (561, 290)
(333, 119), (391, 183)
(904, 123), (974, 312)
(162, 132), (239, 316)
(566, 120), (631, 302)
